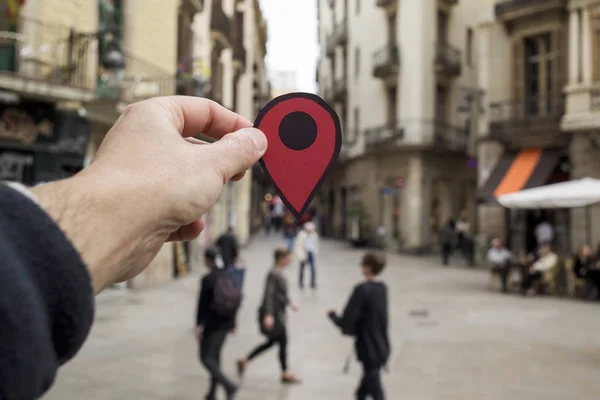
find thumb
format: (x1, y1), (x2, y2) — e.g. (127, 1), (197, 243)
(206, 127), (268, 181)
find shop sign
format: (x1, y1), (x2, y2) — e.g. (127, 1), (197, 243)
(0, 107), (54, 145)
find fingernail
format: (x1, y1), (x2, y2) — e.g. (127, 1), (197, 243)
(240, 128), (267, 153)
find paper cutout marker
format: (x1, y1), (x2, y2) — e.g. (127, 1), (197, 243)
(255, 92), (342, 219)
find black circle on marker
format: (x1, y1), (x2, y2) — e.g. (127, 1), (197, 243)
(278, 111), (318, 151)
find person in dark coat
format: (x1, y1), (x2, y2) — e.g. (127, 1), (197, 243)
(439, 218), (457, 266)
(216, 226), (239, 266)
(196, 247), (238, 400)
(328, 251), (390, 400)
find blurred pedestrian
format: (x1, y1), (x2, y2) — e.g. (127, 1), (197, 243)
(196, 247), (242, 400)
(295, 221), (320, 289)
(282, 212), (296, 250)
(216, 226), (239, 267)
(237, 248), (301, 384)
(328, 251), (390, 400)
(439, 218), (457, 266)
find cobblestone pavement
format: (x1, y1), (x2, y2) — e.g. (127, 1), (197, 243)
(43, 236), (600, 400)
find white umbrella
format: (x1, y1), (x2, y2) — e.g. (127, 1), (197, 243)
(497, 178), (600, 209)
(496, 177), (600, 245)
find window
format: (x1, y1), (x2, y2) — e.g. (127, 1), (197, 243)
(437, 11), (448, 43)
(593, 5), (600, 82)
(356, 0), (360, 14)
(355, 47), (360, 78)
(388, 13), (396, 44)
(466, 27), (473, 66)
(354, 107), (360, 140)
(387, 88), (397, 125)
(524, 33), (553, 115)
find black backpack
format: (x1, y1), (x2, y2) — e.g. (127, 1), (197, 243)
(211, 269), (243, 317)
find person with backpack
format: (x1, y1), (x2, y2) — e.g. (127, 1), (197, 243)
(327, 251), (390, 400)
(236, 248), (301, 384)
(196, 247), (243, 400)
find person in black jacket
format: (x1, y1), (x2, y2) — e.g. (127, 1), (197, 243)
(216, 226), (240, 266)
(0, 96), (267, 400)
(196, 247), (238, 400)
(328, 251), (390, 400)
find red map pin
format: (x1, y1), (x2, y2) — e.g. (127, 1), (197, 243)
(255, 92), (342, 219)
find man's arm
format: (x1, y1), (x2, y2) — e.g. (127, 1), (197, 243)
(263, 274), (277, 316)
(0, 184), (95, 400)
(329, 286), (364, 336)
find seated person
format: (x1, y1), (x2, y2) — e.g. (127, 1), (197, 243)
(487, 238), (513, 292)
(522, 243), (558, 296)
(574, 244), (600, 299)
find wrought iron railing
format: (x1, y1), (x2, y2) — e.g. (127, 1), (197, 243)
(335, 20), (347, 45)
(175, 56), (210, 96)
(334, 77), (347, 99)
(376, 0), (394, 7)
(435, 42), (461, 76)
(0, 17), (95, 90)
(364, 119), (468, 152)
(326, 34), (335, 56)
(210, 0), (231, 44)
(591, 90), (600, 111)
(494, 0), (564, 17)
(488, 96), (565, 139)
(96, 51), (175, 103)
(372, 44), (400, 78)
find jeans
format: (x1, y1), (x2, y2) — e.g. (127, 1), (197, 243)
(356, 365), (385, 400)
(285, 235), (294, 250)
(247, 328), (288, 372)
(200, 328), (237, 398)
(299, 251), (316, 288)
(441, 244), (452, 266)
(491, 262), (510, 292)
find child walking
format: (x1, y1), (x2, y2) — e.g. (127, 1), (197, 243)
(328, 251), (390, 400)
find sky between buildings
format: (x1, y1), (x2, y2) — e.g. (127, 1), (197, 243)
(259, 0), (318, 93)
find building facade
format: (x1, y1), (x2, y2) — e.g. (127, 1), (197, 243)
(316, 0), (487, 252)
(1, 0), (268, 288)
(476, 0), (581, 256)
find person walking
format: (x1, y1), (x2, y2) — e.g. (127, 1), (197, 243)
(439, 218), (457, 266)
(216, 226), (239, 267)
(237, 248), (301, 384)
(328, 251), (390, 400)
(196, 247), (243, 400)
(295, 221), (320, 289)
(282, 212), (297, 250)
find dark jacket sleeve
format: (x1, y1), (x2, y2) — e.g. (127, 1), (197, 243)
(196, 275), (212, 327)
(329, 285), (364, 336)
(0, 183), (95, 400)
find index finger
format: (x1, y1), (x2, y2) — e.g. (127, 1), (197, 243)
(155, 95), (253, 139)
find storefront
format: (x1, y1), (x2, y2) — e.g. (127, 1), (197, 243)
(0, 98), (90, 185)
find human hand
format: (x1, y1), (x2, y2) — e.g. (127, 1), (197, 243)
(290, 302), (299, 312)
(327, 309), (336, 317)
(195, 327), (202, 341)
(230, 328), (236, 334)
(264, 314), (275, 330)
(31, 97), (267, 294)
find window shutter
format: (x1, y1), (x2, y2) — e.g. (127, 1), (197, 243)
(551, 29), (566, 111)
(512, 39), (525, 119)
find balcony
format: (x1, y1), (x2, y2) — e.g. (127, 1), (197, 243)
(364, 120), (468, 154)
(176, 56), (210, 97)
(434, 42), (461, 79)
(180, 0), (204, 14)
(438, 0), (459, 8)
(86, 51), (175, 123)
(488, 96), (567, 149)
(494, 0), (566, 23)
(210, 0), (231, 49)
(335, 20), (347, 46)
(334, 78), (347, 102)
(561, 86), (600, 132)
(372, 44), (400, 84)
(325, 34), (335, 57)
(376, 0), (398, 12)
(0, 18), (96, 102)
